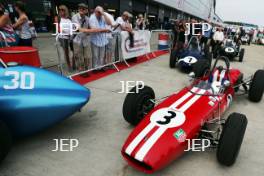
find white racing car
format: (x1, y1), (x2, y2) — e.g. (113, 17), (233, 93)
(257, 37), (264, 45)
(241, 35), (250, 45)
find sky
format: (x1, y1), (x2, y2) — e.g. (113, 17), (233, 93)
(216, 0), (263, 27)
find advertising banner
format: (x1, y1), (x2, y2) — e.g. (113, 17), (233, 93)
(121, 30), (151, 59)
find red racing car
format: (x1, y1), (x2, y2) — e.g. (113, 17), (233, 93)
(121, 56), (264, 174)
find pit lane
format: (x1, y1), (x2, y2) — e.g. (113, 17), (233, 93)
(0, 44), (263, 176)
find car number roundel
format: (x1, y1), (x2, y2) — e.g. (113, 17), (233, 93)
(225, 47), (234, 53)
(150, 108), (186, 128)
(182, 56), (197, 64)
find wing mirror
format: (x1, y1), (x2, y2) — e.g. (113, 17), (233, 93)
(188, 72), (195, 81)
(223, 80), (231, 88)
(189, 72), (195, 78)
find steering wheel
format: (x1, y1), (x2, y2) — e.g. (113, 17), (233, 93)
(211, 56), (230, 74)
(208, 56), (231, 94)
(0, 58), (7, 68)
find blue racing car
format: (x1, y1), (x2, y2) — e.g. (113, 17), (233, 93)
(170, 37), (212, 72)
(0, 59), (91, 162)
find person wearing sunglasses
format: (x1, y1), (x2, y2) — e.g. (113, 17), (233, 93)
(54, 5), (73, 71)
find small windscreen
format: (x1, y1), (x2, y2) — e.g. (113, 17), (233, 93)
(188, 37), (199, 50)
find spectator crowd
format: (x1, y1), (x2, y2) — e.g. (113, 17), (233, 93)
(54, 4), (141, 74)
(0, 2), (145, 75)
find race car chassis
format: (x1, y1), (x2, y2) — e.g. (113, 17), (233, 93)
(147, 74), (253, 150)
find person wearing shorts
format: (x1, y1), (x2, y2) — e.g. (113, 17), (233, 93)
(104, 12), (116, 66)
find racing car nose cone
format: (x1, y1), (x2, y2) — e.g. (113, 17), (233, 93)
(0, 66), (91, 137)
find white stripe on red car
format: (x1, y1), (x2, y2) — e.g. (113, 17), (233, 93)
(125, 88), (206, 162)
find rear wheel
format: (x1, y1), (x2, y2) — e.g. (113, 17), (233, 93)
(123, 86), (155, 126)
(217, 113), (247, 166)
(0, 120), (12, 163)
(239, 49), (245, 62)
(213, 50), (218, 59)
(205, 52), (213, 65)
(248, 70), (264, 102)
(170, 50), (177, 68)
(192, 59), (210, 78)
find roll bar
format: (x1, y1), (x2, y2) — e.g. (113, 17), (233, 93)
(212, 56), (230, 72)
(0, 31), (9, 47)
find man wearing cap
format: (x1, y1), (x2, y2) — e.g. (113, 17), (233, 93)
(72, 3), (90, 71)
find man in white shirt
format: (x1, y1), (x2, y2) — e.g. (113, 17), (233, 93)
(115, 11), (132, 33)
(213, 28), (225, 42)
(212, 27), (225, 58)
(115, 11), (134, 47)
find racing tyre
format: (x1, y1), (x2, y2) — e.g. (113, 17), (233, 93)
(217, 113), (247, 166)
(205, 52), (213, 65)
(239, 49), (245, 62)
(170, 50), (177, 68)
(248, 70), (264, 102)
(192, 59), (210, 78)
(123, 86), (155, 126)
(213, 51), (218, 59)
(0, 120), (12, 163)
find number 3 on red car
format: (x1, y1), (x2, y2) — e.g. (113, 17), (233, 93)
(150, 108), (186, 128)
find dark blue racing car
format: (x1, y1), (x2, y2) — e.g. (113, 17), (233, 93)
(170, 37), (212, 72)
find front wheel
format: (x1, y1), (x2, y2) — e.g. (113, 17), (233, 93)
(170, 50), (177, 68)
(248, 70), (264, 102)
(192, 59), (210, 78)
(0, 120), (12, 163)
(217, 113), (248, 166)
(239, 48), (245, 62)
(122, 86), (155, 126)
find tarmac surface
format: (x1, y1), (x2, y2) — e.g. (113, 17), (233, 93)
(0, 44), (264, 176)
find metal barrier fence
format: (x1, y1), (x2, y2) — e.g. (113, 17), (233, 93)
(55, 32), (131, 78)
(55, 30), (174, 78)
(1, 30), (174, 78)
(60, 30), (173, 77)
